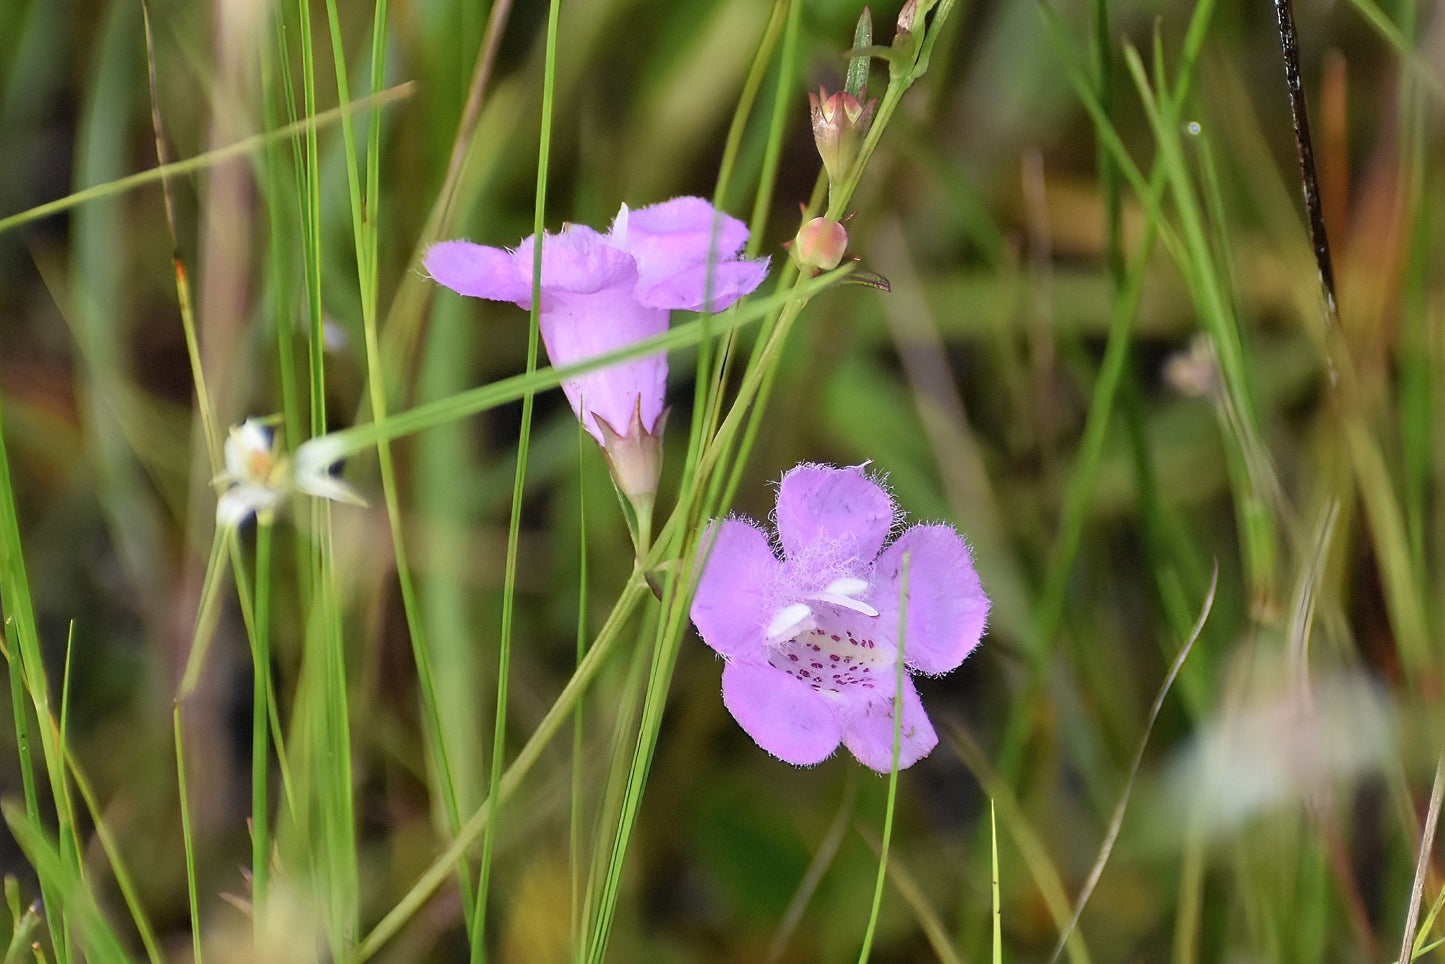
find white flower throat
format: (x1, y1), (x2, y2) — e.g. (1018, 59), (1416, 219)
(763, 576), (891, 694)
(764, 576), (879, 643)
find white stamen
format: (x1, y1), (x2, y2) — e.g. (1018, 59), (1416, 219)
(765, 603), (814, 642)
(815, 593), (880, 617)
(814, 576), (879, 617)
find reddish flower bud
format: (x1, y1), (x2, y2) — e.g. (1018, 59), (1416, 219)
(789, 217), (849, 271)
(809, 88), (877, 186)
(896, 0), (918, 35)
(892, 0), (922, 68)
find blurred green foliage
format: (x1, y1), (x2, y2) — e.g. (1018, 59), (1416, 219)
(1, 0), (1444, 960)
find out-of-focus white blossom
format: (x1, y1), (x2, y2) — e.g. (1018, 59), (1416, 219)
(215, 419), (364, 528)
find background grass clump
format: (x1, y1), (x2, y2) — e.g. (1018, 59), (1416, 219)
(1, 0), (1444, 960)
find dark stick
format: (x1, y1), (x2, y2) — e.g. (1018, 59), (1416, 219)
(1274, 0), (1342, 329)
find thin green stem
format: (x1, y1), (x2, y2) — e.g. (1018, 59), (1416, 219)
(571, 425), (590, 959)
(357, 576), (650, 962)
(251, 522), (273, 929)
(858, 554), (909, 963)
(174, 707), (202, 964)
(472, 3), (562, 952)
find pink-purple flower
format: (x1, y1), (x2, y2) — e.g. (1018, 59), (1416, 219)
(423, 197), (769, 448)
(424, 198), (767, 544)
(690, 464), (989, 771)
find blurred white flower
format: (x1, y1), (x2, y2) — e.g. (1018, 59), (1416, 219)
(215, 419), (364, 528)
(1152, 668), (1392, 842)
(1163, 333), (1220, 399)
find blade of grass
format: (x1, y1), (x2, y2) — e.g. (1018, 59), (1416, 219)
(0, 387), (62, 959)
(259, 27), (304, 455)
(949, 722), (1092, 964)
(250, 521), (274, 931)
(1398, 752), (1445, 963)
(140, 0), (220, 470)
(318, 504), (358, 950)
(578, 615), (655, 954)
(174, 706), (202, 964)
(1409, 883), (1445, 960)
(471, 0), (562, 953)
(1046, 567), (1215, 962)
(570, 424), (590, 958)
(584, 557), (695, 962)
(857, 554), (911, 964)
(1122, 41), (1281, 613)
(992, 801), (1001, 964)
(2, 804), (128, 964)
(308, 266), (846, 462)
(375, 0), (516, 388)
(36, 704), (164, 964)
(767, 775), (857, 963)
(683, 0), (792, 515)
(1344, 417), (1430, 676)
(854, 825), (965, 964)
(322, 0), (482, 943)
(0, 84), (413, 236)
(356, 575), (650, 961)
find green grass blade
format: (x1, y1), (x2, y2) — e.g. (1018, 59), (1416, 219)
(357, 576), (650, 961)
(250, 522), (273, 931)
(1047, 569), (1214, 962)
(2, 804), (128, 964)
(471, 0), (562, 953)
(173, 707), (202, 964)
(0, 85), (412, 237)
(992, 801), (1002, 964)
(857, 555), (911, 963)
(1399, 753), (1445, 963)
(0, 384), (60, 958)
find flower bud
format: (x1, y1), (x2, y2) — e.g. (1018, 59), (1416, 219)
(809, 88), (877, 187)
(896, 0), (918, 35)
(892, 0), (922, 70)
(789, 217), (849, 271)
(596, 398), (668, 553)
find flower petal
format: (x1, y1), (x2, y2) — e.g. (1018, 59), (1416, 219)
(722, 660), (842, 766)
(874, 525), (989, 675)
(540, 284), (668, 442)
(217, 485), (285, 529)
(622, 196), (749, 262)
(423, 241), (532, 307)
(613, 197), (768, 311)
(841, 678), (938, 771)
(690, 520), (778, 659)
(636, 259), (772, 313)
(775, 464), (894, 564)
(536, 225), (638, 294)
(294, 472), (367, 507)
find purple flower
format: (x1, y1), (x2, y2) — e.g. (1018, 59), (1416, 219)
(690, 464), (989, 771)
(423, 197), (770, 447)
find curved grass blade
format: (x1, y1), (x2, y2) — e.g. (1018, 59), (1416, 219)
(1046, 566), (1216, 963)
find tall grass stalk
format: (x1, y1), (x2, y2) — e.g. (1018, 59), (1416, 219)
(174, 707), (202, 964)
(856, 554), (911, 963)
(570, 423), (591, 959)
(471, 0), (561, 955)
